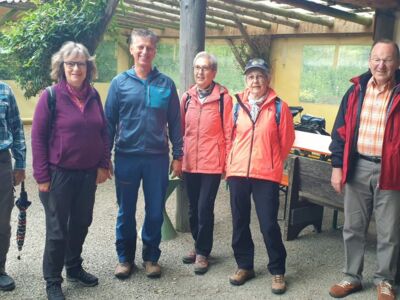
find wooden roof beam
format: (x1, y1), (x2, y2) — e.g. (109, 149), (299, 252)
(222, 0), (334, 27)
(116, 19), (166, 31)
(273, 0), (372, 26)
(117, 7), (224, 30)
(115, 13), (180, 30)
(159, 0), (299, 28)
(0, 8), (18, 26)
(123, 1), (237, 28)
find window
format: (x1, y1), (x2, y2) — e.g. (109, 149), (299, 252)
(300, 45), (370, 104)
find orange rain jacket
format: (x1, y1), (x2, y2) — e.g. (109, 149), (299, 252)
(226, 88), (295, 183)
(181, 83), (233, 174)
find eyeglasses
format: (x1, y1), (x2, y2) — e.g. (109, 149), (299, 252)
(64, 61), (87, 69)
(246, 74), (267, 82)
(369, 57), (396, 65)
(194, 65), (212, 73)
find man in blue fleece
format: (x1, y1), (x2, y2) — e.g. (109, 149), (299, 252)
(105, 29), (183, 279)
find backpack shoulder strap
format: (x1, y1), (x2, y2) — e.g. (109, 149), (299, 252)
(184, 92), (191, 113)
(219, 93), (224, 128)
(275, 97), (282, 126)
(46, 86), (56, 130)
(233, 94), (241, 127)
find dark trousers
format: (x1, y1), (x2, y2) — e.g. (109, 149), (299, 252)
(184, 172), (221, 257)
(228, 177), (286, 275)
(114, 153), (169, 263)
(39, 168), (97, 284)
(0, 150), (13, 272)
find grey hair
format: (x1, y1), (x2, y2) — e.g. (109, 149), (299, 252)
(50, 41), (97, 83)
(370, 39), (400, 60)
(130, 29), (159, 46)
(193, 51), (218, 71)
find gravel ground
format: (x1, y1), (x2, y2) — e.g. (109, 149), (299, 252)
(1, 126), (394, 300)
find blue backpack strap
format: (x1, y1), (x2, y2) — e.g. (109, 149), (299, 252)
(233, 94), (241, 127)
(218, 93), (224, 129)
(275, 97), (282, 126)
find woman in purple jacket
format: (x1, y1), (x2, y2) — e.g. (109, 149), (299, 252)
(31, 42), (111, 300)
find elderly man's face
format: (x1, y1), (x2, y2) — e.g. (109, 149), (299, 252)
(130, 36), (156, 69)
(245, 69), (270, 98)
(193, 56), (216, 89)
(369, 42), (400, 86)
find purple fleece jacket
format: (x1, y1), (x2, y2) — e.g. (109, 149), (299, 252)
(32, 81), (110, 183)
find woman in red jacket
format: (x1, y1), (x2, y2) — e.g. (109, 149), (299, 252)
(226, 58), (294, 294)
(181, 51), (233, 274)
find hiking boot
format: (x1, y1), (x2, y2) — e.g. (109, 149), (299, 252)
(271, 274), (286, 294)
(66, 267), (98, 287)
(194, 255), (209, 275)
(46, 283), (65, 300)
(0, 272), (15, 291)
(229, 269), (255, 286)
(114, 262), (132, 279)
(377, 281), (395, 300)
(329, 280), (362, 298)
(143, 261), (161, 278)
(182, 250), (196, 264)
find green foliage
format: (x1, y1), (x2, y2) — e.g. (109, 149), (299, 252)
(1, 0), (110, 98)
(95, 40), (117, 82)
(300, 45), (369, 104)
(154, 41), (243, 94)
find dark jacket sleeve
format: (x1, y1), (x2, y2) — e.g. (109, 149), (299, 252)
(94, 89), (110, 169)
(329, 86), (354, 168)
(105, 77), (119, 153)
(167, 81), (183, 160)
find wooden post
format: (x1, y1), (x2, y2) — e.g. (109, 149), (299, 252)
(373, 9), (395, 41)
(176, 0), (207, 232)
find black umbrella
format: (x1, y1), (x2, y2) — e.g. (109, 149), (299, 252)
(15, 181), (31, 260)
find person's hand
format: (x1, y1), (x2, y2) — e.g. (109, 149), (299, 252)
(38, 182), (50, 192)
(170, 159), (182, 178)
(108, 159), (114, 177)
(13, 169), (25, 186)
(96, 167), (112, 184)
(331, 167), (343, 193)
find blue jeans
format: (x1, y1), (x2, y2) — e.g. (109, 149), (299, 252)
(114, 153), (169, 263)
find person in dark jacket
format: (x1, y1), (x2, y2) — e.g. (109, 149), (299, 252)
(105, 29), (183, 280)
(32, 42), (111, 300)
(0, 82), (26, 292)
(329, 39), (400, 300)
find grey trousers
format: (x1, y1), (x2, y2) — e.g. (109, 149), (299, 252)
(343, 157), (400, 285)
(0, 150), (14, 273)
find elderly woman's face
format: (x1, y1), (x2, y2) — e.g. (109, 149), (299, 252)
(194, 57), (216, 89)
(63, 52), (87, 90)
(245, 69), (270, 98)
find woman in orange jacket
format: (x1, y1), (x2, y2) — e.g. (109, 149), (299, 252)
(180, 51), (233, 274)
(226, 58), (295, 294)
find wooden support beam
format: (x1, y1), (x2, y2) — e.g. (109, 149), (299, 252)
(234, 19), (258, 57)
(159, 0), (299, 28)
(226, 38), (246, 70)
(373, 9), (395, 40)
(274, 0), (372, 26)
(117, 4), (224, 30)
(116, 19), (166, 31)
(222, 0), (334, 27)
(123, 1), (237, 28)
(115, 13), (180, 29)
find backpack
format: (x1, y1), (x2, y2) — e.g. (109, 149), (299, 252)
(233, 94), (282, 127)
(184, 92), (225, 128)
(46, 86), (56, 132)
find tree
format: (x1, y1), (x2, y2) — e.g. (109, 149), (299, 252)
(1, 0), (119, 98)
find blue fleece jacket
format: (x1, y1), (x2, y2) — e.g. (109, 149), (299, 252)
(105, 67), (183, 159)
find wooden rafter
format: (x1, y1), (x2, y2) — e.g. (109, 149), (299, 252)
(0, 8), (18, 26)
(222, 0), (335, 27)
(115, 13), (180, 29)
(273, 0), (372, 26)
(226, 38), (246, 70)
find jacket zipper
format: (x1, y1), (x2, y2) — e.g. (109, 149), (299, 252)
(196, 106), (203, 170)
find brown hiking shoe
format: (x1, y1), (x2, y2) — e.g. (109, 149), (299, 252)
(271, 274), (286, 294)
(229, 269), (255, 286)
(194, 255), (209, 275)
(182, 250), (196, 264)
(377, 281), (395, 300)
(329, 280), (362, 298)
(143, 261), (161, 278)
(114, 262), (132, 279)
